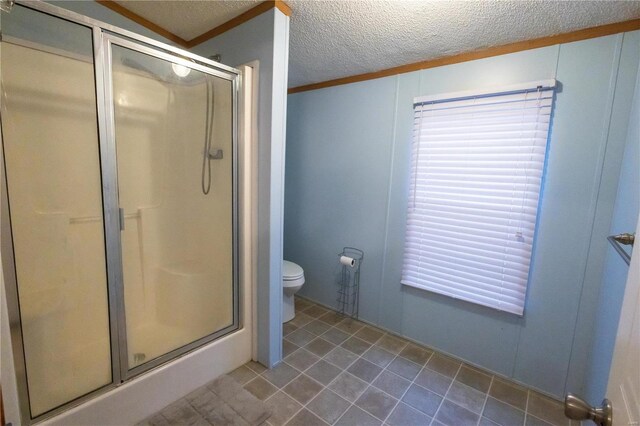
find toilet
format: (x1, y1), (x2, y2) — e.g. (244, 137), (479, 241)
(282, 260), (305, 323)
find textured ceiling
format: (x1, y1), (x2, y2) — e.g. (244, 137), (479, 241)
(286, 0), (640, 87)
(113, 1), (640, 88)
(114, 0), (262, 40)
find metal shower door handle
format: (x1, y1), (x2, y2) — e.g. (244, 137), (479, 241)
(119, 207), (125, 231)
(564, 393), (612, 426)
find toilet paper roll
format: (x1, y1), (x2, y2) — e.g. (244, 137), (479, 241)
(340, 255), (355, 267)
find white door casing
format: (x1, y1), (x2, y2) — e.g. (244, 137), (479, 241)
(238, 62), (260, 362)
(606, 215), (640, 426)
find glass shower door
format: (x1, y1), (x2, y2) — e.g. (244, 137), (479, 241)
(1, 5), (113, 418)
(2, 2), (242, 421)
(106, 38), (237, 373)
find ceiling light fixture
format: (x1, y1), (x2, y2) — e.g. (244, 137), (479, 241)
(171, 63), (191, 77)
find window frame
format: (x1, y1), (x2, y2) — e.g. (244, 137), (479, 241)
(401, 80), (557, 316)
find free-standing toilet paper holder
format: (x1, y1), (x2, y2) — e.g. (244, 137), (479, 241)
(336, 247), (364, 319)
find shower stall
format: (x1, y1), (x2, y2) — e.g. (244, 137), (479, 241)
(0, 2), (242, 423)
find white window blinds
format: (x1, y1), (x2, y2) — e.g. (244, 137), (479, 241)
(402, 80), (556, 316)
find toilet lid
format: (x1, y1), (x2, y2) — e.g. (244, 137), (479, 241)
(283, 260), (304, 280)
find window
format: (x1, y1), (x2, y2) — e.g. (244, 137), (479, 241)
(402, 80), (556, 315)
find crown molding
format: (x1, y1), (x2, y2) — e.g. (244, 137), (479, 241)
(186, 0), (291, 48)
(95, 0), (292, 49)
(288, 18), (640, 94)
(96, 0), (189, 46)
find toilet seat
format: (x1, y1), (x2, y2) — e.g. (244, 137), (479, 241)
(283, 276), (305, 287)
(282, 260), (305, 323)
(283, 261), (304, 281)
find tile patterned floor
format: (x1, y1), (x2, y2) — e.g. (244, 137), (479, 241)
(139, 375), (270, 426)
(230, 297), (576, 426)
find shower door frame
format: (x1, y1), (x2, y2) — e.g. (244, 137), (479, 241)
(100, 32), (241, 382)
(1, 1), (242, 423)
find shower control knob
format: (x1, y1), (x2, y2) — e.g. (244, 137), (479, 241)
(208, 149), (223, 159)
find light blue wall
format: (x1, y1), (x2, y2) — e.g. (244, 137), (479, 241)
(46, 1), (176, 44)
(586, 56), (640, 404)
(1, 1), (175, 56)
(285, 32), (640, 398)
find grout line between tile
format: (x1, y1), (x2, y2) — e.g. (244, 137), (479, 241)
(323, 312), (410, 423)
(334, 344), (388, 424)
(380, 349), (435, 425)
(429, 362), (464, 426)
(278, 307), (384, 425)
(279, 376), (329, 425)
(287, 300), (548, 426)
(264, 360), (337, 426)
(292, 301), (444, 425)
(284, 333), (380, 424)
(296, 296), (566, 406)
(476, 375), (495, 426)
(352, 348), (400, 421)
(329, 330), (393, 425)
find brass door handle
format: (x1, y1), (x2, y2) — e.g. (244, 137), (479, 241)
(612, 232), (635, 246)
(564, 393), (612, 426)
(608, 233), (634, 265)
